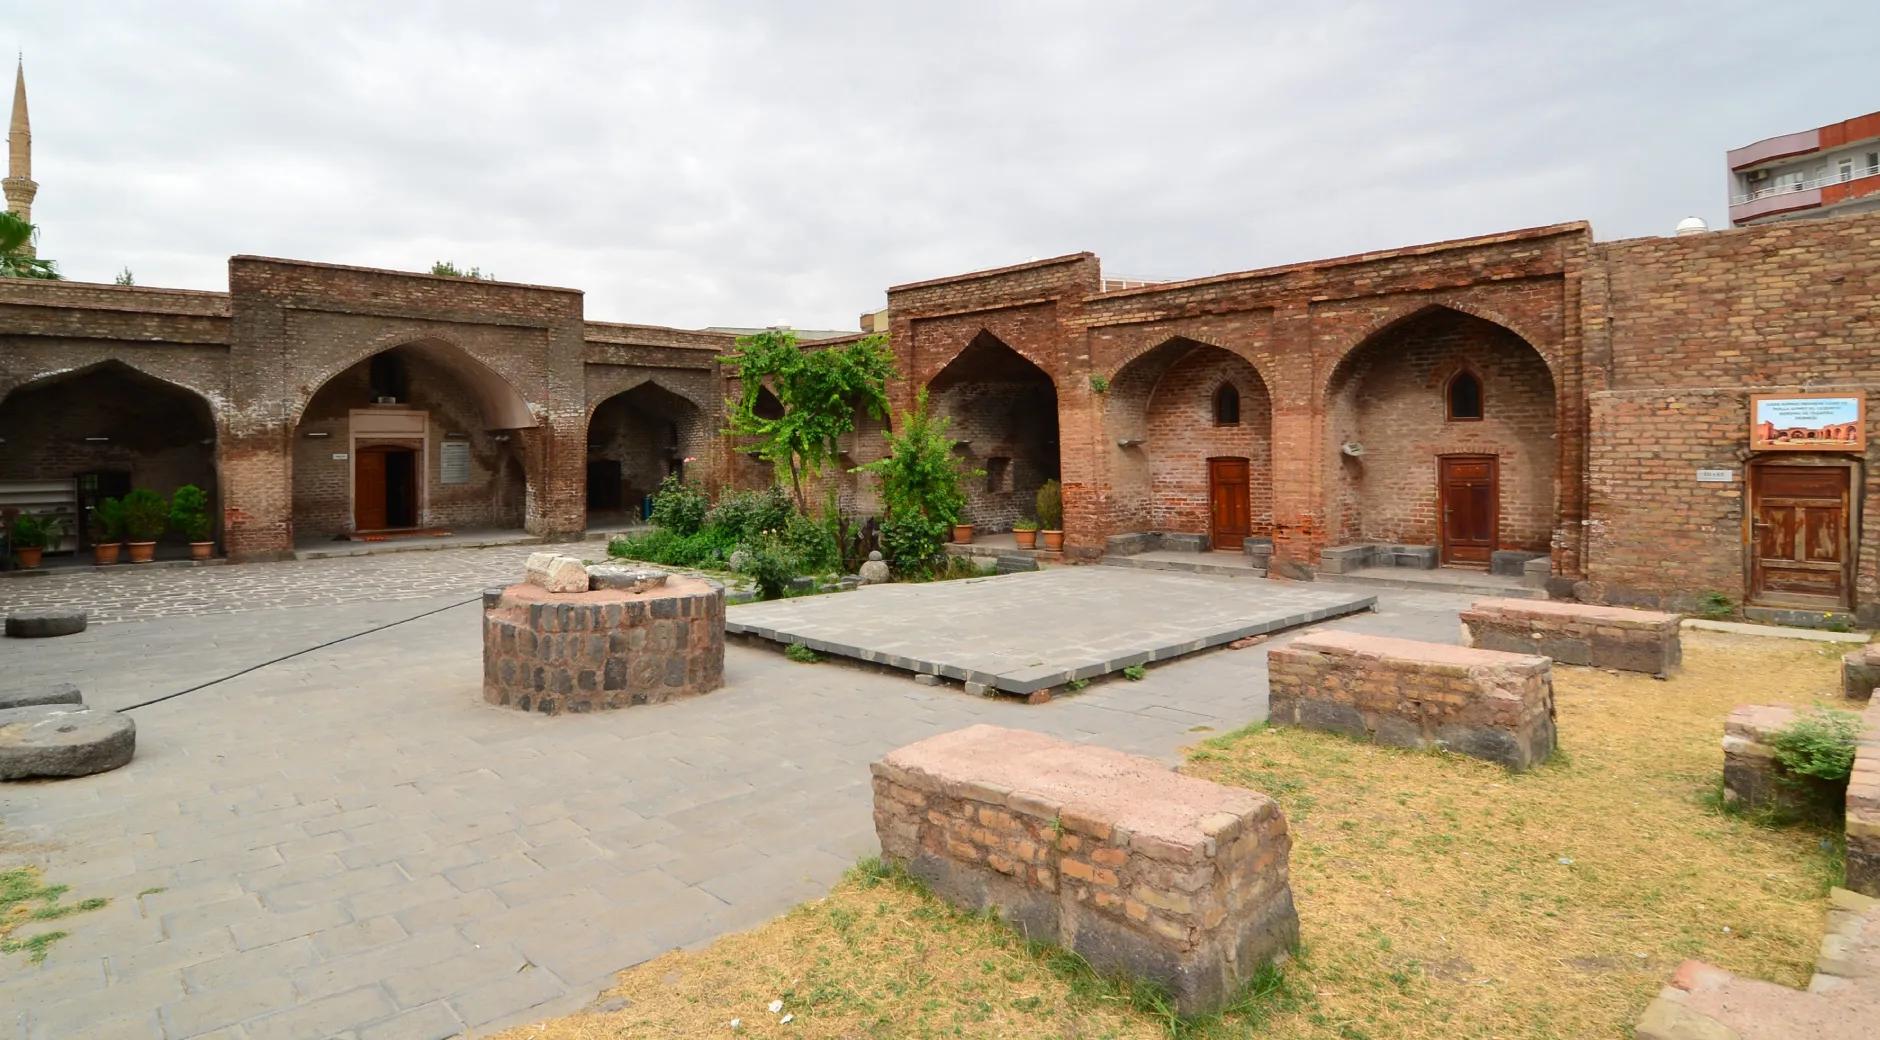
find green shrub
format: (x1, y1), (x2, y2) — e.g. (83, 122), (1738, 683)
(1771, 707), (1860, 784)
(705, 486), (794, 544)
(648, 474), (709, 535)
(1035, 479), (1063, 531)
(879, 512), (951, 578)
(169, 484), (212, 542)
(607, 526), (734, 569)
(858, 390), (976, 578)
(1087, 373), (1109, 394)
(784, 642), (821, 663)
(1012, 518), (1038, 532)
(8, 513), (46, 550)
(1694, 591), (1735, 620)
(737, 532), (799, 600)
(779, 512), (838, 574)
(120, 489), (169, 542)
(88, 497), (124, 542)
(1122, 664), (1147, 681)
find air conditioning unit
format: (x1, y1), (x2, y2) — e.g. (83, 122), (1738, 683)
(375, 396), (398, 404)
(1747, 169), (1770, 181)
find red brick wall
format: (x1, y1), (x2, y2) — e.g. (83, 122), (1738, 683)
(1136, 346), (1273, 537)
(1323, 309), (1557, 552)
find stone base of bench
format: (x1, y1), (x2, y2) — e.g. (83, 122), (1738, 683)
(1720, 704), (1847, 822)
(1461, 598), (1681, 677)
(1843, 646), (1880, 702)
(1267, 632), (1556, 770)
(1849, 701), (1880, 898)
(872, 725), (1299, 1016)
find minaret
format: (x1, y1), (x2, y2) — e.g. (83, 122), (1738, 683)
(5, 57), (36, 256)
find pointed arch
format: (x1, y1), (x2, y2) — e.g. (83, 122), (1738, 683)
(1214, 382), (1242, 426)
(1445, 367), (1484, 421)
(291, 336), (535, 430)
(924, 329), (1059, 531)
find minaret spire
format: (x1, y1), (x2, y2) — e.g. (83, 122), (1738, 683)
(5, 55), (38, 255)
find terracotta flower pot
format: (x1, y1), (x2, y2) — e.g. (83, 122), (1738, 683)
(1041, 530), (1065, 552)
(952, 524), (974, 544)
(93, 542), (121, 565)
(127, 541), (157, 564)
(16, 546), (42, 569)
(189, 542), (214, 561)
(1013, 529), (1037, 550)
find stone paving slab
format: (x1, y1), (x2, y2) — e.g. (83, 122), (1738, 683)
(726, 567), (1376, 693)
(0, 547), (1472, 1039)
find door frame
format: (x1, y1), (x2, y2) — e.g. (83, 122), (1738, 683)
(1206, 455), (1251, 551)
(1744, 455), (1860, 610)
(348, 408), (428, 531)
(1436, 453), (1499, 566)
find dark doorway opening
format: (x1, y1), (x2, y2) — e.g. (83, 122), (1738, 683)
(587, 459), (624, 511)
(355, 446), (419, 530)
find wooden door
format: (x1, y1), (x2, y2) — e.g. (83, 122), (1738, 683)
(1208, 457), (1251, 550)
(1439, 455), (1498, 566)
(1751, 464), (1851, 608)
(354, 448), (388, 530)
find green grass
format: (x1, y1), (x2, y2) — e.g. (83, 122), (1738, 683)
(1, 867), (108, 964)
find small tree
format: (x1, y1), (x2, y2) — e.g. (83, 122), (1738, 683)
(1035, 479), (1063, 532)
(431, 260), (493, 280)
(859, 390), (977, 576)
(721, 329), (895, 512)
(0, 211), (59, 280)
(114, 267), (135, 286)
(88, 497), (124, 543)
(169, 484), (213, 543)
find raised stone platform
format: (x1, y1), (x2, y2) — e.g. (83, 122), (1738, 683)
(727, 567), (1375, 695)
(1461, 598), (1681, 677)
(1267, 631), (1556, 769)
(1720, 704), (1848, 821)
(872, 724), (1298, 1015)
(481, 571), (725, 714)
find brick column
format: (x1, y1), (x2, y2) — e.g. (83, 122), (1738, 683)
(1265, 301), (1321, 576)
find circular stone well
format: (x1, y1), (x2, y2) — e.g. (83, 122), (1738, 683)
(482, 575), (725, 714)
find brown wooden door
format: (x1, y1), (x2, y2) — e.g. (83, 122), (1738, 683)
(1439, 455), (1498, 566)
(354, 448), (388, 530)
(1208, 457), (1251, 550)
(1751, 464), (1851, 608)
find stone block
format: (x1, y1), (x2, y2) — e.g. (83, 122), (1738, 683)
(1317, 544), (1375, 574)
(1460, 598), (1681, 677)
(585, 565), (669, 593)
(871, 725), (1298, 1016)
(1160, 533), (1209, 553)
(524, 553), (590, 594)
(1720, 705), (1821, 818)
(1384, 545), (1437, 570)
(0, 682), (82, 710)
(1521, 555), (1551, 589)
(1842, 646), (1880, 702)
(995, 555), (1039, 574)
(1489, 550), (1546, 577)
(4, 608), (88, 638)
(1105, 532), (1158, 557)
(0, 705), (136, 780)
(1848, 701), (1880, 897)
(1267, 632), (1556, 770)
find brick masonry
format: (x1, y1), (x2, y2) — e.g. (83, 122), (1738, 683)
(480, 576), (725, 714)
(4, 211), (1880, 611)
(1851, 699), (1880, 897)
(871, 724), (1299, 1016)
(1719, 704), (1822, 818)
(1844, 644), (1880, 702)
(1459, 598), (1682, 677)
(1266, 631), (1557, 770)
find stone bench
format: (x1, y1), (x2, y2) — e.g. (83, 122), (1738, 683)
(1720, 704), (1849, 821)
(871, 724), (1299, 1016)
(1636, 887), (1879, 1040)
(1266, 632), (1555, 770)
(1842, 645), (1880, 702)
(1850, 700), (1880, 897)
(1460, 598), (1681, 677)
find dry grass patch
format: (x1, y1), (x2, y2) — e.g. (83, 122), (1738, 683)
(502, 630), (1848, 1039)
(0, 865), (108, 964)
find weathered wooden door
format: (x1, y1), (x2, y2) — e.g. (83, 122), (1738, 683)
(354, 448), (388, 530)
(1439, 455), (1498, 566)
(1208, 457), (1251, 550)
(1750, 464), (1851, 609)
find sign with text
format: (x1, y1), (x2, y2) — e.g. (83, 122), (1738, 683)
(1751, 393), (1865, 452)
(439, 441), (471, 485)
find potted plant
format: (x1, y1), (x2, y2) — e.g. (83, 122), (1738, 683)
(9, 514), (47, 569)
(170, 484), (214, 560)
(952, 521), (975, 544)
(1036, 479), (1064, 552)
(88, 497), (124, 565)
(1012, 518), (1038, 550)
(121, 488), (169, 563)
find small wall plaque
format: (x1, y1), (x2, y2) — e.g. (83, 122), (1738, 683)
(440, 441), (471, 485)
(331, 452), (349, 461)
(1695, 469), (1734, 482)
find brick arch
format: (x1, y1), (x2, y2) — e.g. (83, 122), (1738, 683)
(1106, 333), (1277, 395)
(0, 357), (223, 422)
(1324, 299), (1558, 397)
(917, 323), (1058, 391)
(584, 373), (714, 425)
(289, 332), (538, 430)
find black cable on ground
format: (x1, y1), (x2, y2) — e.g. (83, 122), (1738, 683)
(119, 595), (480, 712)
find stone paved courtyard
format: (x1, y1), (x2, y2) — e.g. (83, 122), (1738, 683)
(0, 549), (1480, 1040)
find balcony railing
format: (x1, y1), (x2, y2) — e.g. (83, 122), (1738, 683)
(1734, 163), (1880, 205)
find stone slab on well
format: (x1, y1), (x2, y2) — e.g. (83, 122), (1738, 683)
(0, 705), (136, 780)
(1850, 701), (1880, 897)
(523, 552), (590, 594)
(726, 567), (1375, 695)
(1635, 888), (1880, 1040)
(1266, 631), (1556, 770)
(482, 577), (725, 714)
(872, 724), (1298, 1016)
(1461, 597), (1682, 677)
(1844, 645), (1880, 702)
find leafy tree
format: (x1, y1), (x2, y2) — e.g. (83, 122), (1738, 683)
(0, 212), (59, 279)
(114, 267), (134, 286)
(430, 260), (492, 280)
(859, 390), (977, 576)
(721, 329), (895, 511)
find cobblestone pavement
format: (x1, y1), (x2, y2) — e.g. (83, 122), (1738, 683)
(0, 553), (1479, 1040)
(0, 541), (599, 625)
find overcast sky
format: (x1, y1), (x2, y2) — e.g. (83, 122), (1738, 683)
(10, 1), (1877, 329)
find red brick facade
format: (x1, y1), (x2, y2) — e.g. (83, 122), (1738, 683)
(3, 212), (1878, 622)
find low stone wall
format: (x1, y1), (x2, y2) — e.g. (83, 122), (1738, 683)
(1635, 887), (1879, 1040)
(481, 576), (725, 714)
(1460, 598), (1681, 677)
(871, 724), (1298, 1016)
(1719, 704), (1831, 819)
(1849, 700), (1880, 897)
(1843, 645), (1880, 702)
(1266, 632), (1555, 770)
